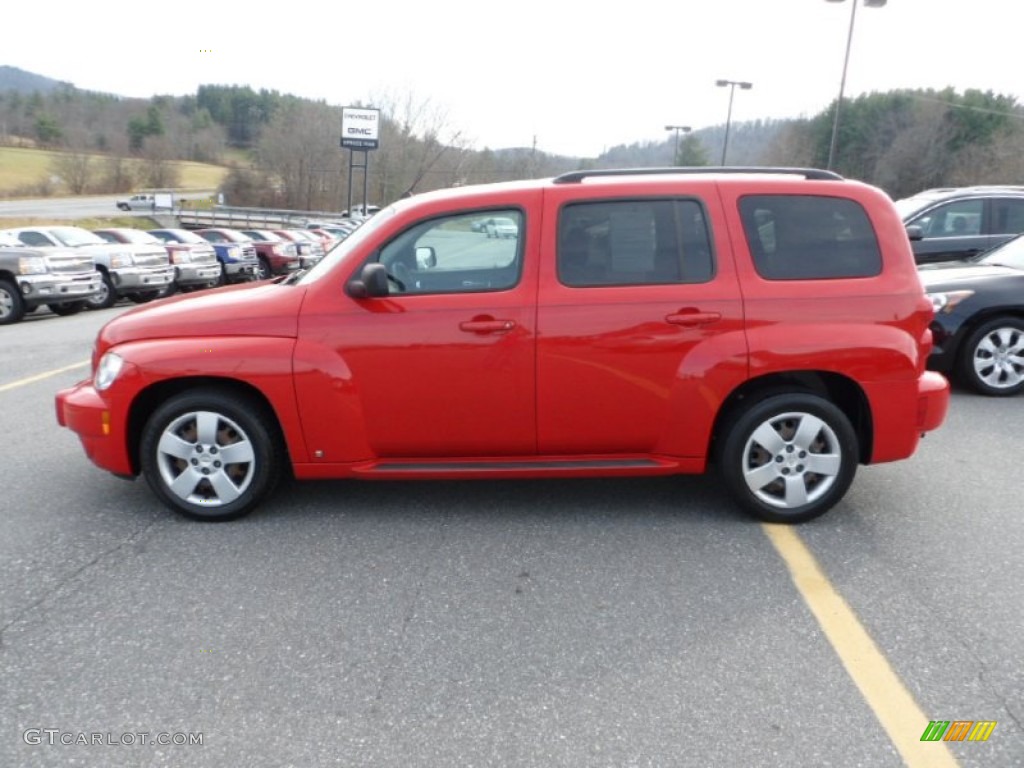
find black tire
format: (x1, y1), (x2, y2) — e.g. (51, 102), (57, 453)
(957, 317), (1024, 396)
(47, 301), (86, 316)
(718, 393), (858, 523)
(257, 257), (272, 280)
(0, 279), (26, 325)
(117, 203), (130, 211)
(128, 291), (160, 304)
(139, 389), (283, 521)
(85, 271), (118, 310)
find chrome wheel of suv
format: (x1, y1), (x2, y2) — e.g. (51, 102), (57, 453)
(961, 317), (1024, 396)
(720, 393), (857, 523)
(140, 389), (282, 521)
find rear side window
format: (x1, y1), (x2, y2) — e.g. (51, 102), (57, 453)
(739, 195), (882, 280)
(558, 199), (714, 287)
(991, 197), (1024, 235)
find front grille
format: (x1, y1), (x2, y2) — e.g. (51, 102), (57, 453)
(241, 245), (257, 261)
(192, 247), (217, 264)
(46, 256), (95, 274)
(134, 249), (169, 268)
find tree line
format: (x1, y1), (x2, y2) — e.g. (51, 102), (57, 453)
(0, 81), (1021, 207)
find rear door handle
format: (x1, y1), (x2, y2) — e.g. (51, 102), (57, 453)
(665, 311), (721, 327)
(459, 319), (517, 333)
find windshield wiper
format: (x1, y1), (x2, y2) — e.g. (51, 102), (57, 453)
(280, 268), (308, 285)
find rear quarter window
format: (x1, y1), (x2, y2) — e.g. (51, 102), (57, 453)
(739, 195), (882, 280)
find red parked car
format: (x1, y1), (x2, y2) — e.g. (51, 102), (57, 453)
(56, 168), (948, 523)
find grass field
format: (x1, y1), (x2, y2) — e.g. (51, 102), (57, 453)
(0, 215), (164, 229)
(0, 146), (229, 196)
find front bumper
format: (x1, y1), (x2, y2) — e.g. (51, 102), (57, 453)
(224, 261), (259, 282)
(175, 263), (223, 286)
(20, 272), (102, 306)
(112, 267), (175, 292)
(55, 380), (134, 477)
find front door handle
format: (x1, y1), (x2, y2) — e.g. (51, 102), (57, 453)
(665, 311), (721, 327)
(459, 319), (517, 333)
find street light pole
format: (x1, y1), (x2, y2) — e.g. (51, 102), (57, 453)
(716, 79), (752, 165)
(664, 124), (691, 165)
(825, 0), (887, 170)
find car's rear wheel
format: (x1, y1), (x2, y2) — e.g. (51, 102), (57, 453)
(48, 301), (86, 316)
(959, 317), (1024, 396)
(0, 279), (26, 325)
(140, 389), (282, 521)
(719, 393), (857, 523)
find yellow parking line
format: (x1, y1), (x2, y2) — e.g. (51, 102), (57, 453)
(762, 524), (958, 768)
(0, 361), (89, 393)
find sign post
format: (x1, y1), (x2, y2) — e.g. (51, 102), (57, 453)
(341, 107), (380, 218)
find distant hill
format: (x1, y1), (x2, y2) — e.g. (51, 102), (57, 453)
(0, 65), (72, 94)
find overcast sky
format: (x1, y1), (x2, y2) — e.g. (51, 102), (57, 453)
(4, 0), (1019, 157)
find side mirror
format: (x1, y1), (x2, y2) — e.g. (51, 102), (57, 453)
(347, 263), (389, 298)
(415, 246), (437, 269)
(906, 224), (924, 242)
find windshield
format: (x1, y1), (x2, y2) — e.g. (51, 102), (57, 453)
(48, 227), (106, 247)
(978, 235), (1024, 269)
(298, 206), (396, 284)
(116, 230), (162, 245)
(161, 229), (208, 244)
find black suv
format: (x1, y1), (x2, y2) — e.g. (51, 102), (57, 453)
(896, 186), (1024, 264)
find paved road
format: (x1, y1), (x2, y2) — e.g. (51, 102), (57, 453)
(0, 193), (215, 221)
(0, 305), (1021, 767)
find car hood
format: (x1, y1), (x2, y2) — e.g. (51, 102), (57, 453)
(917, 263), (1019, 288)
(98, 282), (307, 350)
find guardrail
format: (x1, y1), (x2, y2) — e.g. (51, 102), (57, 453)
(176, 205), (350, 230)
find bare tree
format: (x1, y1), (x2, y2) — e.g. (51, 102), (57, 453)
(50, 150), (93, 194)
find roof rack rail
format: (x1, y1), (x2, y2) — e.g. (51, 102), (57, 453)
(552, 167), (844, 184)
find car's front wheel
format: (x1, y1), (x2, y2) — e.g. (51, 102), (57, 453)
(257, 257), (272, 280)
(140, 389), (283, 521)
(719, 393), (857, 523)
(85, 271), (118, 310)
(959, 317), (1024, 396)
(0, 279), (26, 325)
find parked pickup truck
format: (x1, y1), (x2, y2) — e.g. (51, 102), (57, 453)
(196, 228), (289, 281)
(0, 233), (102, 324)
(151, 228), (256, 286)
(95, 228), (221, 294)
(3, 226), (175, 310)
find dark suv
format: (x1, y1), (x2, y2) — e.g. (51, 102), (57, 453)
(896, 186), (1024, 264)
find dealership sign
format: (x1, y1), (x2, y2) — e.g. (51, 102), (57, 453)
(341, 107), (380, 150)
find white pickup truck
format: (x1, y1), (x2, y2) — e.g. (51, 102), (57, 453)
(3, 226), (174, 309)
(0, 233), (102, 324)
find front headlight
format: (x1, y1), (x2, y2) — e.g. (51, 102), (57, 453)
(110, 252), (135, 268)
(227, 246), (241, 260)
(18, 256), (48, 275)
(172, 250), (192, 264)
(94, 352), (124, 391)
(927, 290), (974, 314)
